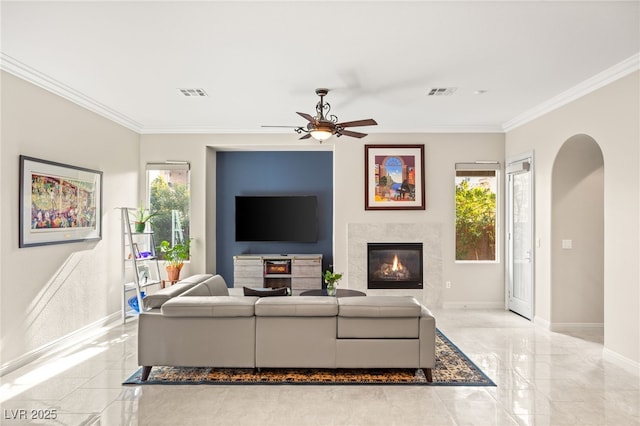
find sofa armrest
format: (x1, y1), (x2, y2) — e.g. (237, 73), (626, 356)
(180, 275), (230, 297)
(142, 274), (214, 309)
(419, 306), (436, 369)
(176, 273), (214, 285)
(142, 284), (195, 309)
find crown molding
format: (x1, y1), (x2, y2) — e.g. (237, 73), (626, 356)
(0, 52), (143, 132)
(140, 125), (505, 135)
(139, 126), (291, 135)
(388, 125), (505, 134)
(502, 53), (640, 132)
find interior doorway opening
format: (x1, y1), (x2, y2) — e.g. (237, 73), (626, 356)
(551, 134), (604, 332)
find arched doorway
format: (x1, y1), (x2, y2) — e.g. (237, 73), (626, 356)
(551, 135), (604, 331)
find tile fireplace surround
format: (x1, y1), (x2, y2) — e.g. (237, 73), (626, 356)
(348, 223), (443, 307)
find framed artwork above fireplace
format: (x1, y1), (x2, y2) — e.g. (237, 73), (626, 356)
(364, 144), (425, 210)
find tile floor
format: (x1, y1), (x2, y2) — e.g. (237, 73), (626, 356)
(1, 309), (639, 425)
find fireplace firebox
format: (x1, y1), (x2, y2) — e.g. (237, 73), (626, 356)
(367, 243), (423, 289)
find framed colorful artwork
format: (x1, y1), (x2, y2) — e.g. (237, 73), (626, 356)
(364, 144), (425, 210)
(19, 155), (103, 247)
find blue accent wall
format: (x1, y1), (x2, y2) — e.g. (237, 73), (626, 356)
(216, 151), (333, 286)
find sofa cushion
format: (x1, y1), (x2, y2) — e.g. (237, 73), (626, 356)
(255, 296), (338, 317)
(161, 296), (258, 317)
(336, 296), (421, 339)
(180, 275), (230, 297)
(337, 296), (422, 317)
(243, 287), (289, 297)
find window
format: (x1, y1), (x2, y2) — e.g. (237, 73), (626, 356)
(146, 163), (190, 259)
(455, 163), (499, 262)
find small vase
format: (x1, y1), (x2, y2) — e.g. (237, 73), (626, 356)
(326, 284), (337, 297)
(134, 222), (146, 233)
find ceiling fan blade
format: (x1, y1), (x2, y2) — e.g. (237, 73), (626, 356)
(340, 129), (368, 138)
(336, 118), (377, 128)
(296, 112), (316, 123)
(299, 133), (312, 140)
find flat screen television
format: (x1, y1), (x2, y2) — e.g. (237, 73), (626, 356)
(235, 195), (318, 242)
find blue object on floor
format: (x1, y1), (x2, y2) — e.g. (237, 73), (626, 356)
(128, 291), (146, 312)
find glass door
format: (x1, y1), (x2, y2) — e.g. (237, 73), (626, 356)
(506, 156), (534, 319)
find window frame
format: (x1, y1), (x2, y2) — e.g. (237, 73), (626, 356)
(145, 162), (191, 259)
(454, 162), (501, 264)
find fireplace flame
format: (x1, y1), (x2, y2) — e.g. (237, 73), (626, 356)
(378, 253), (407, 279)
(392, 255), (401, 271)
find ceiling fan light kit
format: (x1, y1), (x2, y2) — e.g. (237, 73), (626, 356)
(269, 88), (378, 142)
(309, 127), (334, 141)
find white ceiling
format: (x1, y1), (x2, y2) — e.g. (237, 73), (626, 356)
(1, 1), (639, 135)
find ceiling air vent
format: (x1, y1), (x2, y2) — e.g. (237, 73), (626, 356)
(179, 88), (208, 97)
(427, 87), (457, 96)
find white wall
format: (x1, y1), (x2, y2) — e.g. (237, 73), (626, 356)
(140, 132), (506, 309)
(334, 134), (505, 308)
(0, 72), (140, 369)
(506, 71), (640, 366)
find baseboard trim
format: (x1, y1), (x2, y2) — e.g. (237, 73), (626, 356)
(550, 322), (604, 332)
(0, 312), (121, 377)
(441, 302), (504, 309)
(533, 316), (551, 330)
(533, 318), (606, 332)
(603, 348), (640, 376)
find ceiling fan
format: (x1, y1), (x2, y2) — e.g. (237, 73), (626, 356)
(264, 88), (377, 142)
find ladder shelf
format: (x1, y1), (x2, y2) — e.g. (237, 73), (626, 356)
(118, 207), (163, 322)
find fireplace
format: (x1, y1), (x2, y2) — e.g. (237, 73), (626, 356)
(367, 243), (423, 289)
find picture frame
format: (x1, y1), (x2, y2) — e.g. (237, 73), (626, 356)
(365, 144), (425, 210)
(137, 264), (151, 284)
(19, 155), (103, 247)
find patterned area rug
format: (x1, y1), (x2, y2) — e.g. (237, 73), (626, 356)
(123, 329), (495, 386)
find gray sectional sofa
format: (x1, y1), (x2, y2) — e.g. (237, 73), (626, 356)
(138, 274), (436, 381)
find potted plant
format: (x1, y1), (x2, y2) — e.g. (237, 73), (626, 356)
(160, 239), (191, 281)
(131, 203), (158, 233)
(323, 268), (343, 297)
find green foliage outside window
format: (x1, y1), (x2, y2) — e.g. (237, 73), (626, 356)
(149, 174), (190, 259)
(455, 179), (496, 261)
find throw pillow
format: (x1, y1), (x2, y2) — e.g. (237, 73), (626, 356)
(243, 286), (289, 297)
